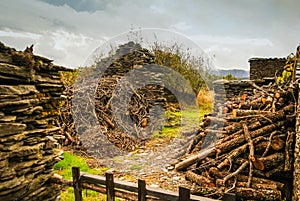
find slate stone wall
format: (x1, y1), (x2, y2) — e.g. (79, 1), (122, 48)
(0, 42), (68, 201)
(249, 58), (286, 80)
(213, 78), (274, 105)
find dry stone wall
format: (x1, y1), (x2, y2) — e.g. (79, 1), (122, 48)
(0, 42), (68, 201)
(213, 78), (274, 105)
(249, 58), (286, 80)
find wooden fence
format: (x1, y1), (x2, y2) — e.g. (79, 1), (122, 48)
(58, 166), (236, 201)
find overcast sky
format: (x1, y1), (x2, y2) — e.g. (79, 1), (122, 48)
(0, 0), (299, 70)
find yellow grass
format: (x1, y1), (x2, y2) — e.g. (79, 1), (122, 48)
(197, 88), (213, 110)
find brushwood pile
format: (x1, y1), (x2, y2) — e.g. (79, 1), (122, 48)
(59, 42), (179, 156)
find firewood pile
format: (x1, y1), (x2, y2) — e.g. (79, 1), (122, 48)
(59, 42), (178, 152)
(175, 80), (297, 201)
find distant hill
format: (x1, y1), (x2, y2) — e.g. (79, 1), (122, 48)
(212, 69), (249, 79)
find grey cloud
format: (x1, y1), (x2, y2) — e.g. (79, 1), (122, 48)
(38, 0), (110, 13)
(0, 0), (299, 69)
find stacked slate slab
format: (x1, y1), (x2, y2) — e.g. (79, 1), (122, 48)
(0, 42), (67, 201)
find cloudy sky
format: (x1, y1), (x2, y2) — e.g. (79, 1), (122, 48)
(0, 0), (299, 70)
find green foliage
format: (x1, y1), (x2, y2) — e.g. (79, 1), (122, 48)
(277, 53), (296, 84)
(277, 70), (292, 84)
(60, 70), (79, 87)
(223, 74), (238, 81)
(150, 43), (214, 93)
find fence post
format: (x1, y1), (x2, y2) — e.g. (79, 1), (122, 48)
(138, 179), (146, 201)
(223, 192), (236, 201)
(179, 186), (190, 201)
(106, 172), (115, 201)
(72, 166), (82, 201)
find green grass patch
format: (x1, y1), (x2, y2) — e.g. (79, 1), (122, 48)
(153, 126), (181, 138)
(54, 152), (107, 180)
(130, 163), (143, 170)
(54, 152), (111, 201)
(153, 105), (212, 139)
(61, 187), (106, 201)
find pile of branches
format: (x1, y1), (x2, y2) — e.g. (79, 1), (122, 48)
(58, 42), (179, 152)
(175, 80), (297, 201)
(56, 70), (81, 148)
(94, 44), (168, 151)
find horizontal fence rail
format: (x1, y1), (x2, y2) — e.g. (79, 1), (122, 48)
(51, 166), (236, 201)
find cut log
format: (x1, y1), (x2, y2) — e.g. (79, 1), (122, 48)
(261, 131), (281, 156)
(216, 121), (285, 155)
(185, 171), (215, 187)
(216, 179), (280, 190)
(203, 116), (228, 127)
(220, 111), (288, 146)
(252, 158), (265, 171)
(219, 119), (263, 144)
(175, 148), (214, 171)
(231, 187), (282, 201)
(190, 186), (223, 197)
(223, 161), (249, 184)
(233, 158), (266, 178)
(209, 167), (285, 190)
(243, 124), (254, 187)
(216, 135), (266, 170)
(186, 132), (206, 154)
(232, 109), (270, 117)
(204, 129), (227, 135)
(257, 152), (285, 171)
(271, 136), (285, 151)
(238, 100), (265, 110)
(274, 92), (281, 99)
(266, 164), (285, 178)
(217, 143), (248, 170)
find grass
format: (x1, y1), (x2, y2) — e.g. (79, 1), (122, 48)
(54, 152), (110, 201)
(153, 104), (212, 139)
(153, 126), (180, 138)
(54, 152), (107, 179)
(130, 163), (143, 171)
(153, 88), (213, 139)
(197, 88), (213, 110)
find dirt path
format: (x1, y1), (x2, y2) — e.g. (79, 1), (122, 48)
(93, 134), (196, 191)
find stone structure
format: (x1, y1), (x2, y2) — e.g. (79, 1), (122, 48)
(213, 78), (273, 105)
(0, 42), (68, 200)
(249, 58), (286, 80)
